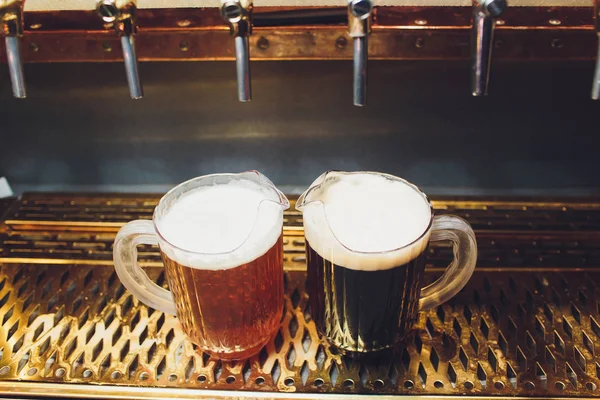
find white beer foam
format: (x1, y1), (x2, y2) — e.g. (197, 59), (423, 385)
(156, 181), (283, 270)
(302, 174), (432, 271)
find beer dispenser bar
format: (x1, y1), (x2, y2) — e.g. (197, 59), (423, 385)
(7, 0), (600, 101)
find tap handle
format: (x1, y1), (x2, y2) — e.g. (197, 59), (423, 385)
(97, 0), (143, 99)
(471, 0), (506, 96)
(1, 1), (26, 98)
(5, 36), (25, 98)
(234, 35), (251, 102)
(221, 0), (253, 102)
(121, 35), (143, 99)
(348, 0), (373, 107)
(471, 12), (494, 96)
(352, 36), (367, 107)
(592, 0), (600, 100)
(592, 39), (600, 100)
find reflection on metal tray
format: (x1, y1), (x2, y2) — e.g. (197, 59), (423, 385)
(1, 193), (600, 399)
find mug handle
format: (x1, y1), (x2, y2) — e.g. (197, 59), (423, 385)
(113, 220), (177, 315)
(419, 215), (477, 310)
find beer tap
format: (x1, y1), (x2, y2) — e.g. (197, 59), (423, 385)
(471, 0), (507, 96)
(591, 0), (600, 99)
(221, 0), (253, 102)
(348, 0), (373, 107)
(0, 0), (26, 98)
(96, 0), (143, 99)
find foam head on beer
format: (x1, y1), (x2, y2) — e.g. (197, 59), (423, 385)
(156, 180), (283, 270)
(301, 173), (433, 271)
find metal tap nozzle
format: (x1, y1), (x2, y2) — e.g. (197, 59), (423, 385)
(0, 0), (26, 98)
(471, 0), (506, 96)
(348, 0), (373, 107)
(221, 0), (253, 102)
(97, 0), (143, 99)
(591, 0), (600, 99)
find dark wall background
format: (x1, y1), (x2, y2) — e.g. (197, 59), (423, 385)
(0, 59), (598, 195)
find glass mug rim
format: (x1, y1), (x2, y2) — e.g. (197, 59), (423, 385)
(296, 170), (435, 256)
(152, 170), (289, 259)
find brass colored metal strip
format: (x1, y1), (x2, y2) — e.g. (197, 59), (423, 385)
(2, 381), (600, 399)
(0, 7), (594, 62)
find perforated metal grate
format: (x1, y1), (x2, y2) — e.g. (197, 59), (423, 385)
(0, 231), (308, 270)
(5, 230), (600, 269)
(0, 265), (600, 397)
(1, 193), (600, 399)
(2, 193), (305, 229)
(5, 194), (600, 231)
(3, 195), (600, 269)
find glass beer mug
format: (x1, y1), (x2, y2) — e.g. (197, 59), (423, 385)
(297, 171), (477, 353)
(113, 171), (289, 360)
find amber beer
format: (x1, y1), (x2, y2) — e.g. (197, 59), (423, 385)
(113, 171), (289, 360)
(162, 236), (284, 359)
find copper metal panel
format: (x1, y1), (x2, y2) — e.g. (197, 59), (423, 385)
(14, 0), (597, 11)
(0, 7), (596, 62)
(1, 194), (600, 399)
(8, 28), (596, 62)
(19, 7), (594, 31)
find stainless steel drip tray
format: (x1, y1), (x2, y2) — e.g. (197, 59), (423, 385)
(1, 193), (600, 399)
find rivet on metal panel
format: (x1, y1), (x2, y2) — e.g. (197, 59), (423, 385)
(257, 36), (269, 50)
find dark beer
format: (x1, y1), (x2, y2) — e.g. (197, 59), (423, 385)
(297, 172), (435, 354)
(306, 240), (428, 353)
(162, 235), (284, 360)
(298, 171), (477, 354)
